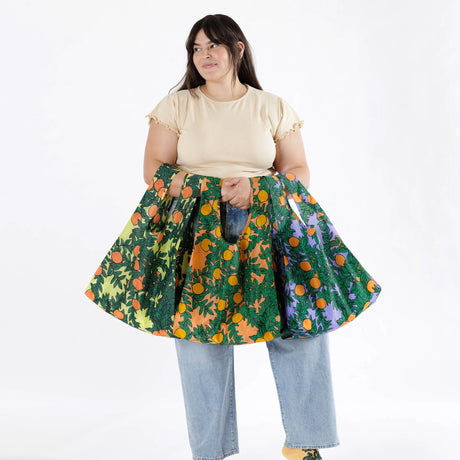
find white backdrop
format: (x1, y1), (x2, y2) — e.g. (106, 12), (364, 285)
(1, 1), (459, 459)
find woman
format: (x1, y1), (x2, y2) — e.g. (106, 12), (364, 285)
(143, 14), (339, 460)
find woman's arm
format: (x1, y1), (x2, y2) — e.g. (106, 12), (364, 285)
(143, 121), (187, 196)
(273, 130), (310, 189)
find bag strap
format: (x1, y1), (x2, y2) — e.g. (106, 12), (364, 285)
(276, 171), (321, 224)
(117, 163), (183, 242)
(149, 171), (204, 282)
(146, 165), (205, 236)
(277, 171), (310, 200)
(164, 171), (204, 226)
(265, 175), (296, 232)
(146, 163), (182, 203)
(199, 175), (256, 212)
(196, 176), (269, 246)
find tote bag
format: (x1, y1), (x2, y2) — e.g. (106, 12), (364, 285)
(170, 174), (282, 345)
(84, 164), (283, 345)
(84, 163), (203, 335)
(265, 172), (382, 339)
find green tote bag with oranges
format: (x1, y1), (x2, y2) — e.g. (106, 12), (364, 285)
(84, 163), (283, 345)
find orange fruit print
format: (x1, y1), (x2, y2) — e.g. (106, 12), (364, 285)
(84, 164), (382, 344)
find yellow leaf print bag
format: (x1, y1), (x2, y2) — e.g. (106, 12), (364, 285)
(84, 163), (283, 345)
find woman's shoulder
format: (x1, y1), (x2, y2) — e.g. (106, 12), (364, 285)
(249, 86), (283, 103)
(153, 88), (193, 101)
(157, 87), (202, 108)
(174, 88), (194, 97)
(248, 87), (299, 119)
(248, 87), (294, 116)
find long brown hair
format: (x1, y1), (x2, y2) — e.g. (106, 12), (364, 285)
(170, 14), (263, 95)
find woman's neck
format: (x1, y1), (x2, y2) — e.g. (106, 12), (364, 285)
(200, 81), (248, 102)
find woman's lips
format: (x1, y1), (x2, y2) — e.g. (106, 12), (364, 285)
(203, 63), (216, 69)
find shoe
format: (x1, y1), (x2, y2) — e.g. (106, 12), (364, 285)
(281, 445), (322, 460)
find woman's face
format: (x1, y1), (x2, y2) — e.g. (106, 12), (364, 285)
(192, 29), (234, 82)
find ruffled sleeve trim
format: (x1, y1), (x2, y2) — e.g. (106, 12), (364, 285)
(145, 114), (180, 137)
(274, 120), (304, 143)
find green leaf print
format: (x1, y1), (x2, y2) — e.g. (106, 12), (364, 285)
(84, 164), (382, 345)
(135, 308), (154, 331)
(119, 219), (135, 242)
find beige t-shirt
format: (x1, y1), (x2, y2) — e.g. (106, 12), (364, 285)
(145, 84), (304, 178)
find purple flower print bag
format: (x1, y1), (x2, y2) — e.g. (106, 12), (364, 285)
(265, 172), (382, 339)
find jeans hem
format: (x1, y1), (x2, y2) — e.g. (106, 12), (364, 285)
(284, 440), (340, 449)
(192, 448), (239, 460)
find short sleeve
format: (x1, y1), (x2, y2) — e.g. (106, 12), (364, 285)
(273, 98), (304, 143)
(145, 93), (180, 136)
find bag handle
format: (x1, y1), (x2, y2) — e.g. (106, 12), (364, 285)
(146, 163), (182, 202)
(265, 175), (297, 233)
(148, 171), (204, 286)
(117, 163), (183, 242)
(144, 162), (196, 228)
(198, 176), (258, 243)
(276, 171), (312, 203)
(276, 171), (323, 226)
(164, 171), (204, 226)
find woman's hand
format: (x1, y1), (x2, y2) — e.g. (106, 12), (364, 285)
(221, 177), (251, 209)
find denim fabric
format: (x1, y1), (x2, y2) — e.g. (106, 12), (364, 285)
(174, 334), (340, 460)
(219, 201), (249, 243)
(167, 196), (339, 459)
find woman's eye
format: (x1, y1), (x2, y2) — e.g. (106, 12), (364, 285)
(194, 44), (218, 52)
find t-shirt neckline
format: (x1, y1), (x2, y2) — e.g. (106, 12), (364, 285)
(198, 84), (250, 103)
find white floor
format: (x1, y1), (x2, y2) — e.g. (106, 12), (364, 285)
(1, 390), (458, 460)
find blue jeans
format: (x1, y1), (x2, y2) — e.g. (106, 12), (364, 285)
(168, 198), (340, 459)
(175, 335), (339, 460)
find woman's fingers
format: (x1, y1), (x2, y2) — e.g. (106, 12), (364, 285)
(221, 177), (240, 200)
(222, 177), (241, 187)
(221, 178), (251, 208)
